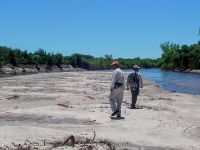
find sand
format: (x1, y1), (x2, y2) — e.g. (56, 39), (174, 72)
(0, 71), (199, 150)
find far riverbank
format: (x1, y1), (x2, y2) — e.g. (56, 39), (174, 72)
(0, 64), (85, 77)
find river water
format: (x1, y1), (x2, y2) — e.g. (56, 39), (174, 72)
(124, 68), (200, 95)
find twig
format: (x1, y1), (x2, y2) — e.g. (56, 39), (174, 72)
(92, 131), (96, 141)
(12, 143), (23, 149)
(184, 125), (193, 133)
(57, 103), (69, 108)
(25, 140), (32, 145)
(3, 145), (10, 150)
(62, 135), (75, 146)
(7, 95), (19, 100)
(43, 140), (46, 146)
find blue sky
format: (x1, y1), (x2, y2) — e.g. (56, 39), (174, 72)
(0, 0), (200, 58)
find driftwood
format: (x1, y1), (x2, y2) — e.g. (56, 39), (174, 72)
(62, 135), (76, 146)
(0, 133), (116, 150)
(92, 131), (96, 141)
(184, 125), (193, 133)
(7, 95), (19, 100)
(57, 103), (69, 108)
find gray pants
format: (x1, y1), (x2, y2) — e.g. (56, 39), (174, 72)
(131, 88), (139, 108)
(109, 87), (124, 115)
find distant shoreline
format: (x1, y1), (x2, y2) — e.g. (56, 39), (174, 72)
(167, 68), (200, 74)
(176, 69), (200, 74)
(1, 64), (200, 79)
(0, 64), (86, 77)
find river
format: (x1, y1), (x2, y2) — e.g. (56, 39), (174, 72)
(124, 68), (200, 95)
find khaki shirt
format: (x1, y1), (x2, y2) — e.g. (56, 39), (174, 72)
(111, 68), (125, 89)
(127, 72), (143, 89)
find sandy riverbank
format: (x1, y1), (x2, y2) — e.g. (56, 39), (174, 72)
(0, 71), (199, 150)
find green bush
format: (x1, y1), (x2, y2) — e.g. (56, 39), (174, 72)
(0, 61), (4, 68)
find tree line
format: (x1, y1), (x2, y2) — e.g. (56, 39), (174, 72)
(1, 40), (200, 71)
(158, 41), (200, 70)
(0, 46), (158, 70)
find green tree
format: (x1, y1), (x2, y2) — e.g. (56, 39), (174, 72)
(34, 49), (47, 64)
(0, 45), (162, 70)
(70, 54), (82, 68)
(54, 53), (63, 68)
(159, 42), (179, 70)
(32, 54), (42, 64)
(8, 50), (17, 66)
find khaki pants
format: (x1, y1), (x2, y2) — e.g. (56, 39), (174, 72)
(131, 88), (139, 108)
(109, 86), (124, 115)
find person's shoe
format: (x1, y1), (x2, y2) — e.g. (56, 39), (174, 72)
(111, 110), (119, 116)
(129, 106), (136, 109)
(116, 114), (121, 118)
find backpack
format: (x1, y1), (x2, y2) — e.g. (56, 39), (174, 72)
(129, 73), (140, 89)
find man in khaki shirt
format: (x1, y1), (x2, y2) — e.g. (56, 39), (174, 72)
(127, 65), (143, 109)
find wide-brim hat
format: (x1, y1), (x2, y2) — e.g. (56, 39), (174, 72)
(111, 61), (119, 66)
(132, 65), (140, 69)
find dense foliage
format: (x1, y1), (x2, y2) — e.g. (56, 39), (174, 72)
(158, 41), (200, 70)
(1, 39), (200, 71)
(0, 46), (158, 70)
(0, 47), (68, 69)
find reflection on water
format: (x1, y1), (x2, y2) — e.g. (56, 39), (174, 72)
(125, 69), (200, 95)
